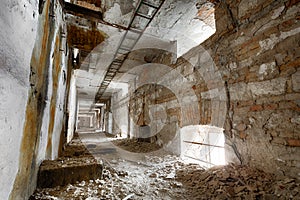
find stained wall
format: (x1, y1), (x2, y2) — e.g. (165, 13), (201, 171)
(191, 0), (300, 178)
(0, 0), (70, 199)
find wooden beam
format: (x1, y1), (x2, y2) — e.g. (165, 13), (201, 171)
(62, 1), (128, 31)
(64, 1), (103, 21)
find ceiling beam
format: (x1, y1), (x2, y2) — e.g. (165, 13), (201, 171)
(61, 1), (128, 31)
(64, 1), (103, 21)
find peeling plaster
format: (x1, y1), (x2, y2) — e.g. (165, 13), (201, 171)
(258, 27), (300, 52)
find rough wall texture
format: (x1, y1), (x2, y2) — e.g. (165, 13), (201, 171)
(113, 0), (300, 177)
(129, 84), (180, 147)
(112, 91), (129, 136)
(195, 0), (300, 178)
(0, 1), (38, 199)
(0, 0), (69, 199)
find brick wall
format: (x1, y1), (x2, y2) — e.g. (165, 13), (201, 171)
(119, 0), (299, 177)
(193, 0), (300, 178)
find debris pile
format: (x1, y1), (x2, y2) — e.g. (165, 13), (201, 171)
(30, 156), (300, 200)
(61, 133), (92, 158)
(175, 163), (300, 199)
(112, 138), (161, 153)
(30, 133), (300, 200)
(31, 165), (133, 200)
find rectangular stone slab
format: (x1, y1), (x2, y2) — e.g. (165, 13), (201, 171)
(37, 158), (102, 188)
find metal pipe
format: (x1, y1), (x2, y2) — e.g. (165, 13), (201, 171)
(183, 140), (224, 148)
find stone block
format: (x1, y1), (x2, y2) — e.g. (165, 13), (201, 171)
(274, 53), (286, 66)
(291, 116), (300, 125)
(285, 93), (300, 101)
(229, 82), (251, 101)
(257, 62), (278, 80)
(236, 123), (247, 131)
(278, 101), (297, 110)
(37, 157), (102, 188)
(239, 132), (247, 139)
(238, 0), (260, 19)
(248, 77), (286, 97)
(271, 137), (286, 145)
(263, 103), (278, 110)
(292, 70), (300, 92)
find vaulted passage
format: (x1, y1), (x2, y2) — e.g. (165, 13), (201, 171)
(0, 0), (300, 199)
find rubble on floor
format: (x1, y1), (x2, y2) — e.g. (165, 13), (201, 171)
(31, 158), (300, 200)
(30, 133), (300, 200)
(30, 155), (185, 200)
(61, 133), (93, 158)
(176, 163), (300, 199)
(112, 138), (161, 153)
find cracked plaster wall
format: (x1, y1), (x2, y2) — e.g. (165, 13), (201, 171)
(0, 0), (69, 199)
(0, 1), (38, 199)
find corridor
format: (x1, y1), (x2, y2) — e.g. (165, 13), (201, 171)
(31, 131), (299, 199)
(1, 0), (300, 199)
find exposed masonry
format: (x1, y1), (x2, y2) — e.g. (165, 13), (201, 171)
(0, 0), (299, 199)
(111, 0), (300, 178)
(200, 0), (300, 178)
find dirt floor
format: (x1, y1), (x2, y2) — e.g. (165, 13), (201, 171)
(30, 132), (300, 200)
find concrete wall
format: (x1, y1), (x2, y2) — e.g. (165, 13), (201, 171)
(0, 1), (38, 199)
(78, 116), (92, 128)
(0, 0), (70, 199)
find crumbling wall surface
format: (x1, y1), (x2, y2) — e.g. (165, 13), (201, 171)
(45, 4), (68, 160)
(0, 0), (69, 199)
(112, 90), (129, 137)
(0, 1), (38, 199)
(196, 0), (300, 178)
(126, 83), (181, 153)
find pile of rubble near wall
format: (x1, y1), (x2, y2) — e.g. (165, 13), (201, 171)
(31, 158), (300, 199)
(176, 163), (300, 200)
(30, 134), (300, 199)
(112, 138), (161, 153)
